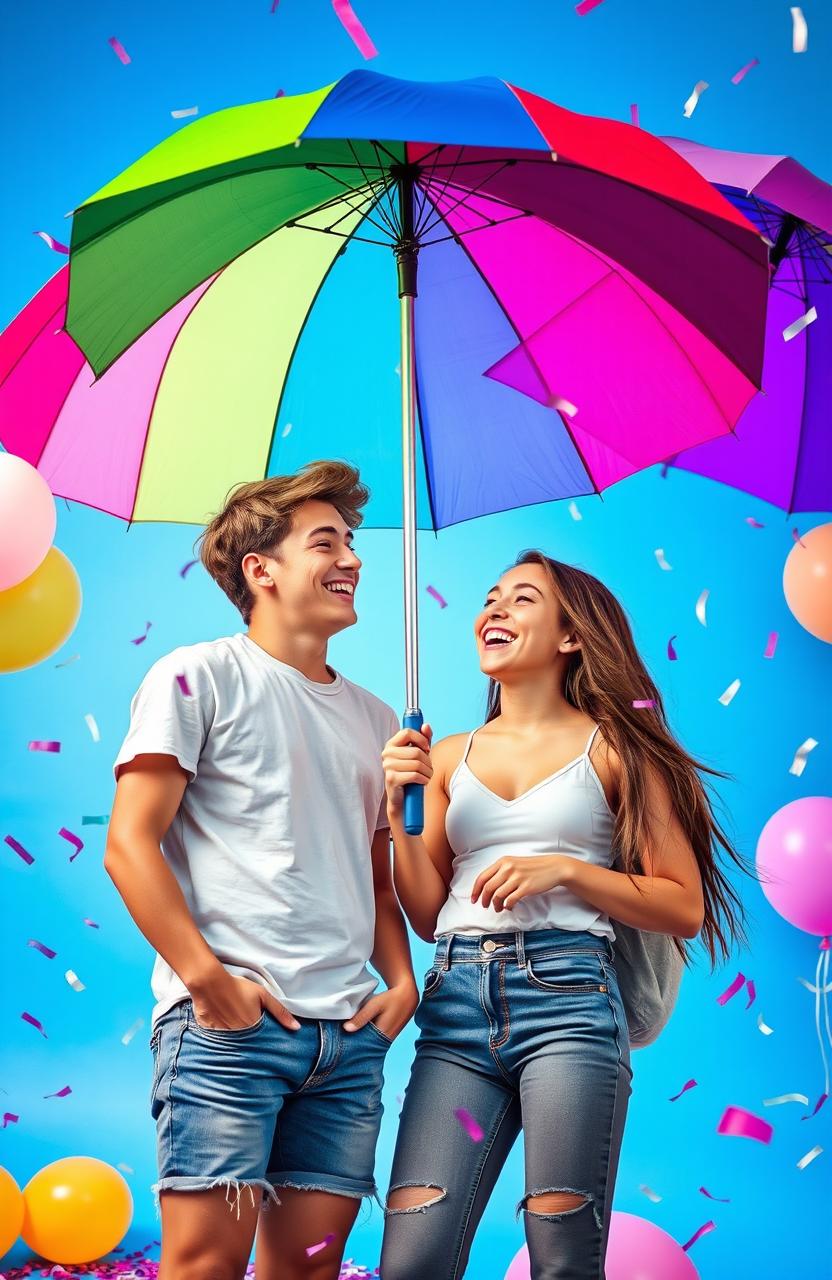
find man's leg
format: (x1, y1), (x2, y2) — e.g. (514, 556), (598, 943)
(254, 1187), (361, 1280)
(159, 1185), (262, 1280)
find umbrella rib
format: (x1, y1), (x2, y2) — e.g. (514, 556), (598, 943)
(417, 161), (518, 239)
(306, 171), (398, 239)
(346, 140), (400, 238)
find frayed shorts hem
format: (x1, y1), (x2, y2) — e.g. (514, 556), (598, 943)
(151, 1175), (280, 1221)
(267, 1170), (384, 1211)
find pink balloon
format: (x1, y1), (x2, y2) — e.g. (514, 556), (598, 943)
(504, 1212), (699, 1280)
(0, 454), (56, 590)
(756, 796), (832, 937)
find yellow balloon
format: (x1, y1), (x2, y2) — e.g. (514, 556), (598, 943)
(0, 1166), (24, 1258)
(22, 1157), (133, 1265)
(0, 546), (81, 673)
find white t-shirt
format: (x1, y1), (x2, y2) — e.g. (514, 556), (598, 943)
(112, 632), (400, 1030)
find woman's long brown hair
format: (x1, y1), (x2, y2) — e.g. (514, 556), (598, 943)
(483, 550), (755, 969)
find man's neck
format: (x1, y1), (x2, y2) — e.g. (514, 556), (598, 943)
(246, 620), (336, 684)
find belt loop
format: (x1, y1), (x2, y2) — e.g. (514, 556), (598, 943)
(515, 929), (526, 970)
(441, 936), (452, 970)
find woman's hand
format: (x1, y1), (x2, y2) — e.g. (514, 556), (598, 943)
(470, 854), (573, 911)
(342, 979), (420, 1041)
(382, 725), (433, 818)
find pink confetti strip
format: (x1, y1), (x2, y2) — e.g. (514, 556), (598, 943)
(306, 1234), (336, 1258)
(576, 0), (606, 13)
(717, 971), (746, 1005)
(22, 1011), (48, 1038)
(59, 826), (84, 861)
(763, 631), (779, 659)
(44, 1085), (72, 1099)
(427, 585), (448, 609)
(33, 230), (70, 254)
(746, 516), (765, 528)
(632, 699), (655, 709)
(5, 834), (34, 865)
(731, 57), (760, 85)
(699, 1185), (731, 1202)
(717, 1105), (773, 1144)
(108, 36), (131, 65)
(180, 559), (199, 577)
(2, 1112), (19, 1128)
(28, 939), (57, 960)
(667, 635), (678, 661)
(454, 1107), (484, 1141)
(681, 1220), (716, 1252)
(332, 0), (378, 58)
(669, 1078), (698, 1102)
(630, 103), (639, 126)
(84, 918), (100, 928)
(131, 621), (152, 645)
(29, 740), (61, 752)
(176, 673), (193, 697)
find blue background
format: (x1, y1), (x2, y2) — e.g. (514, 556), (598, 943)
(1, 1), (831, 1275)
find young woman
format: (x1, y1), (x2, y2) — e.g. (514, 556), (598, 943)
(379, 550), (751, 1280)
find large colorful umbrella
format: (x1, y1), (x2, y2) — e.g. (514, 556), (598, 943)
(658, 137), (832, 515)
(0, 72), (769, 831)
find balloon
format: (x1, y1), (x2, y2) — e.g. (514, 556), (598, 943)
(504, 1212), (699, 1280)
(756, 796), (832, 936)
(0, 1166), (24, 1257)
(783, 522), (832, 643)
(0, 546), (81, 672)
(0, 453), (57, 590)
(21, 1157), (133, 1265)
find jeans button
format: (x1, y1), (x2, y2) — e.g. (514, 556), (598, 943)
(482, 939), (497, 953)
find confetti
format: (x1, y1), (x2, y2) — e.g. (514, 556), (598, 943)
(632, 699), (655, 709)
(66, 969), (86, 992)
(275, 88), (286, 98)
(306, 1234), (336, 1258)
(791, 6), (808, 53)
(731, 57), (760, 85)
(639, 1183), (662, 1202)
(85, 713), (101, 742)
(171, 107), (198, 119)
(764, 631), (779, 659)
(797, 1145), (822, 1170)
(568, 501), (582, 521)
(117, 1163), (134, 1174)
(654, 548), (673, 571)
(2, 1113), (19, 1128)
(745, 517), (765, 528)
(792, 527), (807, 548)
(108, 36), (131, 65)
(667, 635), (678, 661)
(83, 918), (100, 928)
(803, 1093), (828, 1119)
(789, 737), (818, 777)
(764, 1092), (809, 1107)
(131, 621), (152, 645)
(695, 589), (709, 627)
(745, 978), (756, 1008)
(718, 678), (741, 706)
(282, 422), (293, 437)
(427, 585), (448, 609)
(549, 393), (579, 417)
(28, 940), (57, 960)
(29, 740), (61, 752)
(630, 103), (639, 127)
(669, 1078), (698, 1102)
(575, 0), (606, 12)
(22, 1011), (48, 1038)
(783, 306), (817, 341)
(82, 815), (110, 825)
(180, 559), (199, 577)
(699, 1186), (731, 1202)
(454, 1107), (484, 1141)
(59, 826), (84, 861)
(176, 674), (193, 697)
(5, 834), (34, 865)
(121, 1017), (144, 1045)
(717, 1105), (773, 1144)
(798, 977), (832, 995)
(332, 0), (378, 59)
(44, 1085), (72, 1099)
(716, 971), (746, 1005)
(757, 1012), (774, 1035)
(55, 653), (80, 668)
(683, 80), (709, 118)
(271, 0), (280, 11)
(681, 1220), (716, 1252)
(33, 230), (69, 254)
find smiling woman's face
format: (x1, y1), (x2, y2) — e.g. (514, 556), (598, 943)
(474, 562), (576, 679)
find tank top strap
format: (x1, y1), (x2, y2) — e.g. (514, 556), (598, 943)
(448, 728), (479, 793)
(583, 723), (601, 758)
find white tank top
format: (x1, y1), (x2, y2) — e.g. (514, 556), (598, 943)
(436, 723), (617, 940)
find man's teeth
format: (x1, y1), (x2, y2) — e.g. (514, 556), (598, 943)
(324, 583), (354, 596)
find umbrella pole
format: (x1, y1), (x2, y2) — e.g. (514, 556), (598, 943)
(395, 168), (424, 836)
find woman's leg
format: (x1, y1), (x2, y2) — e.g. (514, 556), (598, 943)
(380, 1049), (522, 1280)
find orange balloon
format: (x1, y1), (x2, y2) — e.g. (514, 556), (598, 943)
(21, 1157), (133, 1265)
(0, 1166), (24, 1258)
(783, 522), (832, 643)
(0, 545), (82, 672)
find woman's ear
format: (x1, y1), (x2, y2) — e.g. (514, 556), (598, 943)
(559, 630), (582, 654)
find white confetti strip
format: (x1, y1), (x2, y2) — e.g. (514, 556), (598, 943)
(718, 678), (741, 706)
(639, 1183), (663, 1203)
(791, 7), (808, 53)
(117, 1163), (134, 1174)
(757, 1012), (774, 1035)
(171, 106), (198, 119)
(655, 548), (673, 571)
(121, 1017), (144, 1045)
(84, 713), (100, 742)
(789, 737), (818, 777)
(783, 306), (817, 341)
(796, 1145), (822, 1170)
(281, 422), (293, 438)
(549, 394), (579, 417)
(568, 501), (582, 521)
(798, 977), (832, 995)
(695, 588), (709, 626)
(683, 80), (709, 118)
(65, 970), (85, 992)
(763, 1093), (809, 1107)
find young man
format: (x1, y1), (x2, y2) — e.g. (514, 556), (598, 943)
(105, 460), (418, 1280)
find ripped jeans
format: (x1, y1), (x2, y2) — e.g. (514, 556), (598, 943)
(380, 928), (633, 1280)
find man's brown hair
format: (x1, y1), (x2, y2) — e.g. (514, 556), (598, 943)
(195, 460), (369, 624)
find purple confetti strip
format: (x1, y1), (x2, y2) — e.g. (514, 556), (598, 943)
(802, 1093), (828, 1121)
(667, 635), (678, 661)
(699, 1185), (731, 1202)
(44, 1085), (72, 1099)
(5, 834), (34, 865)
(745, 978), (756, 1008)
(179, 559), (198, 578)
(681, 1220), (716, 1252)
(745, 516), (765, 528)
(22, 1011), (48, 1037)
(454, 1107), (484, 1141)
(669, 1077), (698, 1102)
(83, 918), (100, 929)
(426, 585), (448, 609)
(28, 939), (57, 960)
(731, 56), (760, 84)
(1, 1112), (19, 1128)
(131, 621), (152, 645)
(630, 103), (639, 126)
(716, 970), (746, 1005)
(29, 740), (61, 752)
(59, 826), (84, 861)
(792, 527), (807, 548)
(108, 35), (131, 64)
(764, 631), (779, 659)
(33, 230), (70, 254)
(175, 673), (193, 697)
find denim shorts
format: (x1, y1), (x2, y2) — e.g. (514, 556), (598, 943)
(148, 996), (392, 1219)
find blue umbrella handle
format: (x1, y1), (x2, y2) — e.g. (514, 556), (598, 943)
(402, 709), (425, 836)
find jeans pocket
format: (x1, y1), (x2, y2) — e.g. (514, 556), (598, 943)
(366, 1020), (395, 1047)
(187, 999), (266, 1038)
(525, 950), (607, 993)
(422, 964), (445, 999)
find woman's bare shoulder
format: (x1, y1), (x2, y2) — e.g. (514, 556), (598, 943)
(431, 732), (473, 784)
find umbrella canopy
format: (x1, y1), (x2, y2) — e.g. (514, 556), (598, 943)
(1, 72), (768, 530)
(659, 136), (832, 514)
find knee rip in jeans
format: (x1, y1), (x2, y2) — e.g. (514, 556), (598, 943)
(385, 1183), (447, 1215)
(518, 1188), (602, 1231)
